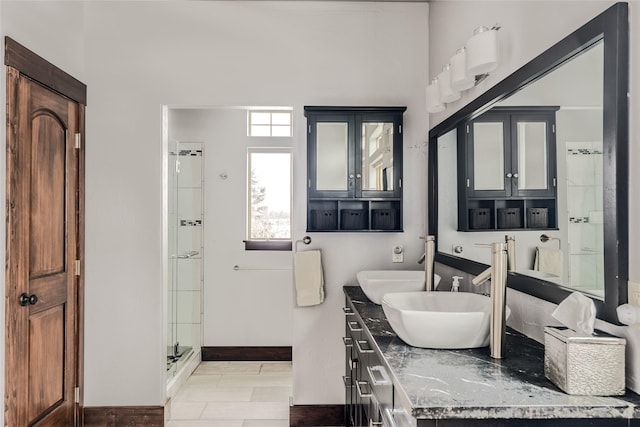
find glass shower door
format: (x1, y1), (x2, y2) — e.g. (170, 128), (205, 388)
(167, 141), (204, 378)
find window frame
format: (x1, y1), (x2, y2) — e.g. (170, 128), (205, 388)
(248, 110), (293, 137)
(245, 147), (293, 251)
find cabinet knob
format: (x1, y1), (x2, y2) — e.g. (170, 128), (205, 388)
(349, 174), (355, 179)
(356, 174), (362, 179)
(506, 173), (513, 178)
(513, 173), (519, 178)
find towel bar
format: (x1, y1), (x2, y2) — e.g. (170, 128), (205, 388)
(232, 265), (291, 271)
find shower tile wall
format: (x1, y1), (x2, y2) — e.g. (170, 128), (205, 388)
(565, 141), (604, 294)
(169, 142), (204, 367)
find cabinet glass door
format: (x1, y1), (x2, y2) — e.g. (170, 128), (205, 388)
(472, 121), (505, 191)
(361, 122), (394, 192)
(317, 122), (350, 191)
(516, 121), (548, 190)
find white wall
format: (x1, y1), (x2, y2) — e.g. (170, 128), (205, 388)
(83, 1), (429, 406)
(0, 0), (86, 418)
(169, 108), (293, 347)
(429, 1), (640, 392)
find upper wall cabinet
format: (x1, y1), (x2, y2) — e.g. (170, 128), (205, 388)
(305, 106), (406, 232)
(459, 107), (558, 231)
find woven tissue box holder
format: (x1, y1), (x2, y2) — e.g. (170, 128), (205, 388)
(544, 326), (626, 396)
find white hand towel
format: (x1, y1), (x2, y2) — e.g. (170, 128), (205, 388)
(534, 247), (563, 277)
(294, 250), (325, 307)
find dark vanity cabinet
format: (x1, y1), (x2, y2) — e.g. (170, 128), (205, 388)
(458, 107), (558, 231)
(305, 106), (406, 232)
(344, 301), (394, 427)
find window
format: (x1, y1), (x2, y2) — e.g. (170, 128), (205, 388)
(246, 148), (292, 250)
(248, 110), (292, 137)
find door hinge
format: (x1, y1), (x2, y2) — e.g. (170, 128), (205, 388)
(74, 387), (80, 403)
(399, 124), (402, 134)
(308, 179), (311, 189)
(553, 177), (557, 187)
(75, 260), (81, 277)
(552, 124), (556, 133)
(399, 178), (402, 188)
(308, 125), (311, 134)
(75, 133), (81, 149)
(467, 178), (470, 188)
(466, 125), (470, 134)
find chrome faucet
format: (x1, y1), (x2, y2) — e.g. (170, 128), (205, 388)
(471, 242), (508, 359)
(419, 236), (437, 291)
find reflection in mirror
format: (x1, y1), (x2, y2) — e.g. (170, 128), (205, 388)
(361, 122), (394, 191)
(473, 122), (504, 190)
(316, 122), (348, 191)
(517, 122), (548, 190)
(437, 41), (604, 297)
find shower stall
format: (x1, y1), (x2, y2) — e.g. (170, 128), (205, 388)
(167, 141), (204, 388)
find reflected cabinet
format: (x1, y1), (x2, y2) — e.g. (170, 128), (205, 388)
(305, 106), (406, 232)
(459, 107), (558, 231)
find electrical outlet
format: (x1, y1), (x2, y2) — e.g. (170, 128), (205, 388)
(392, 245), (404, 263)
(629, 281), (640, 307)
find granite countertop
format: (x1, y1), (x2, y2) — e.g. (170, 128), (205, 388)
(343, 285), (640, 420)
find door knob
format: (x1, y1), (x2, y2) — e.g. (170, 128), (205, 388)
(19, 293), (38, 307)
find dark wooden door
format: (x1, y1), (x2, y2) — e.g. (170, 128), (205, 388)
(5, 68), (81, 426)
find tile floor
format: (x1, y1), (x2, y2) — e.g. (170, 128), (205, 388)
(167, 361), (293, 427)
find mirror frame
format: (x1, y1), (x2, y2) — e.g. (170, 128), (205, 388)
(427, 2), (628, 324)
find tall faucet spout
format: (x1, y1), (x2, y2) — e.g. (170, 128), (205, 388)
(472, 242), (508, 359)
(424, 236), (436, 292)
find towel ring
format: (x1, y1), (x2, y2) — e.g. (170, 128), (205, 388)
(295, 236), (312, 252)
(540, 234), (561, 250)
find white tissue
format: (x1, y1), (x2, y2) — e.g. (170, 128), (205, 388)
(551, 292), (596, 336)
(616, 304), (640, 326)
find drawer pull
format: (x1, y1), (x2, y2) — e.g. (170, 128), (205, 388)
(367, 365), (390, 386)
(355, 339), (374, 354)
(355, 380), (372, 398)
(343, 375), (351, 387)
(347, 321), (363, 332)
(343, 306), (355, 316)
(369, 420), (383, 427)
(383, 408), (398, 427)
(343, 337), (353, 347)
(349, 357), (358, 370)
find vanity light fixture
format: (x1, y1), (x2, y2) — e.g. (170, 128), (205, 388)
(450, 47), (476, 91)
(427, 24), (501, 115)
(437, 64), (461, 103)
(426, 78), (445, 113)
(466, 25), (500, 75)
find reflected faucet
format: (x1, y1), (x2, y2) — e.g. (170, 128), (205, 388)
(418, 236), (437, 292)
(505, 235), (516, 272)
(471, 242), (508, 359)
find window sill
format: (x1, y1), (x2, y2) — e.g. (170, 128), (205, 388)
(243, 240), (292, 251)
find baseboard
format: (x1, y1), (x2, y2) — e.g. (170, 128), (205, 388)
(83, 406), (164, 427)
(201, 346), (292, 361)
(289, 404), (345, 426)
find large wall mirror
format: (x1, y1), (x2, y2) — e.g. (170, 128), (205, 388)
(428, 2), (628, 324)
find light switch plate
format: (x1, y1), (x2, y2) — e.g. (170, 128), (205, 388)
(392, 245), (403, 263)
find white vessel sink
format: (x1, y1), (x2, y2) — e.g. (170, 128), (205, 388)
(356, 270), (441, 305)
(381, 291), (507, 349)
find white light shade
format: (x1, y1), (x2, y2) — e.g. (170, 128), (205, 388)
(437, 65), (461, 103)
(450, 47), (475, 91)
(466, 26), (499, 75)
(426, 80), (445, 113)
